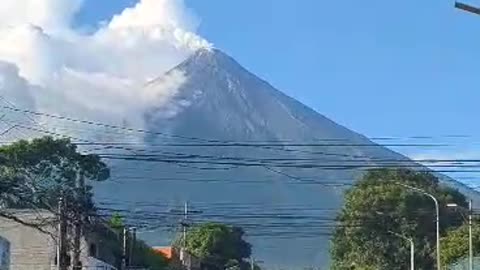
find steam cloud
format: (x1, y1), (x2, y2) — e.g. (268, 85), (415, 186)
(0, 0), (211, 140)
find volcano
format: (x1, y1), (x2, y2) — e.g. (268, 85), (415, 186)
(94, 48), (478, 269)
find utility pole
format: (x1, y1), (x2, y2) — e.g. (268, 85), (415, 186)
(129, 227), (137, 267)
(183, 201), (188, 247)
(122, 227), (128, 270)
(169, 202), (202, 247)
(57, 196), (68, 270)
(469, 199), (473, 270)
(447, 200), (474, 270)
(72, 173), (86, 269)
(250, 257), (255, 270)
(183, 201), (188, 248)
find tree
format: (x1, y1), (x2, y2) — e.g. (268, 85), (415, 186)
(109, 213), (125, 230)
(330, 168), (466, 270)
(441, 223), (480, 267)
(133, 240), (169, 270)
(107, 214), (168, 270)
(0, 136), (109, 208)
(0, 136), (110, 267)
(179, 222), (252, 270)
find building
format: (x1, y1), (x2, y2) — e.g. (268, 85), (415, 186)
(154, 246), (201, 270)
(154, 246), (175, 260)
(0, 209), (119, 270)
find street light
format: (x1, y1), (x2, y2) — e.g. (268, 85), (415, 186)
(375, 211), (415, 270)
(447, 200), (473, 270)
(455, 1), (480, 16)
(396, 183), (441, 270)
(389, 231), (415, 270)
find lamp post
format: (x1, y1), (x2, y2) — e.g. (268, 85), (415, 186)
(447, 199), (473, 270)
(375, 210), (415, 270)
(455, 1), (480, 15)
(396, 183), (440, 270)
(389, 231), (415, 270)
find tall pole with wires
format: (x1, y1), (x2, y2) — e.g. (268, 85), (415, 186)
(447, 200), (474, 270)
(122, 227), (128, 270)
(183, 201), (188, 248)
(57, 196), (68, 270)
(469, 199), (473, 270)
(129, 227), (137, 267)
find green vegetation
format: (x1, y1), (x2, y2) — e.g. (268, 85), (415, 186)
(330, 168), (467, 270)
(441, 223), (480, 266)
(108, 214), (168, 270)
(133, 240), (169, 270)
(0, 136), (111, 267)
(109, 213), (124, 230)
(179, 222), (253, 270)
(0, 136), (109, 209)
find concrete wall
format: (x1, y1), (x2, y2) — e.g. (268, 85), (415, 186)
(0, 210), (56, 270)
(0, 210), (118, 270)
(0, 236), (10, 270)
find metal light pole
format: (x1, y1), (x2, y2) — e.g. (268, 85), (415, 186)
(447, 199), (473, 270)
(389, 231), (415, 270)
(455, 1), (480, 15)
(397, 183), (440, 270)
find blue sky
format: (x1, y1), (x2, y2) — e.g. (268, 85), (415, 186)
(75, 0), (480, 173)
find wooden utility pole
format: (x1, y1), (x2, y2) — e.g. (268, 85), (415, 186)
(72, 173), (86, 269)
(57, 196), (68, 270)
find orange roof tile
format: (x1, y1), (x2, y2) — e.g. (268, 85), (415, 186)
(153, 246), (174, 259)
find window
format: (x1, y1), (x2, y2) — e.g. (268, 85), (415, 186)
(89, 243), (98, 257)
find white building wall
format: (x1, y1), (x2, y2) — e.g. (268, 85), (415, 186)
(0, 211), (56, 270)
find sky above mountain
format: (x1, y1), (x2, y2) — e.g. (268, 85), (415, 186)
(73, 0), (480, 184)
(71, 0), (479, 135)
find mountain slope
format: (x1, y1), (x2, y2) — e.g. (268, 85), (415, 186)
(94, 48), (479, 269)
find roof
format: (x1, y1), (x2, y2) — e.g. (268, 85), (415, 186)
(0, 209), (55, 223)
(153, 246), (174, 259)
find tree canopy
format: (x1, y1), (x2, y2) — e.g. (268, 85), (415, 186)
(330, 168), (467, 270)
(180, 222), (252, 270)
(0, 136), (112, 268)
(0, 136), (109, 209)
(441, 223), (480, 266)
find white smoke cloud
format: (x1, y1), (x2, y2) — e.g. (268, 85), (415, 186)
(0, 0), (83, 33)
(0, 61), (37, 110)
(108, 0), (197, 31)
(0, 0), (211, 140)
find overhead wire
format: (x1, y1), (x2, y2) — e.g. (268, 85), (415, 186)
(1, 100), (480, 243)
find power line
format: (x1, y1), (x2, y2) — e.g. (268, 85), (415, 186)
(0, 105), (473, 147)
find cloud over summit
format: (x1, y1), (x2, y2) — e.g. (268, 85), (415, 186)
(0, 0), (210, 139)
